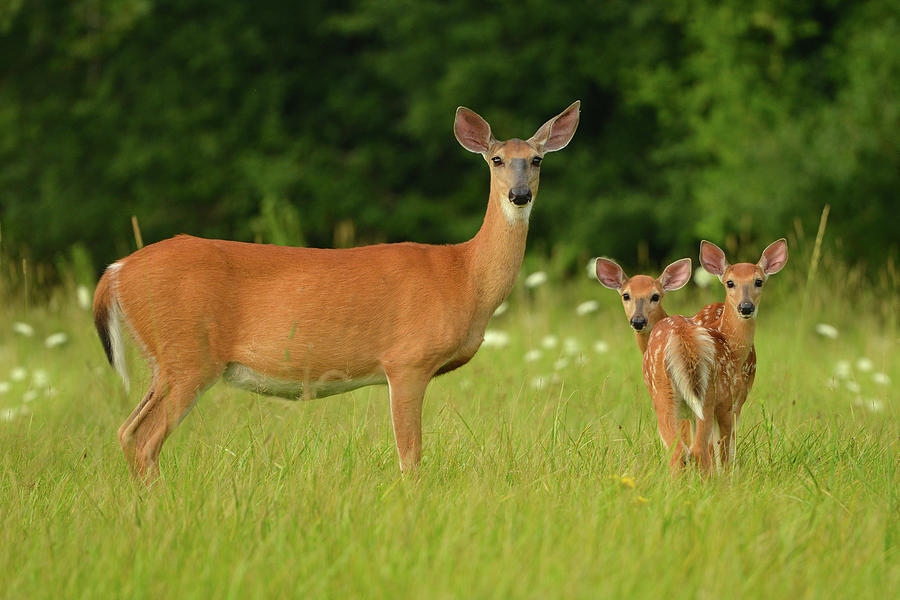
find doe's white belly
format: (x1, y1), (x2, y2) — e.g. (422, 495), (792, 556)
(223, 363), (387, 400)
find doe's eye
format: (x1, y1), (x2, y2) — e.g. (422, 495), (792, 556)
(622, 293), (630, 301)
(726, 280), (735, 288)
(491, 156), (503, 166)
(651, 293), (660, 302)
(755, 279), (763, 287)
(532, 156), (542, 166)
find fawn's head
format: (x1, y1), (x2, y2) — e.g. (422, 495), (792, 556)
(454, 101), (580, 224)
(595, 257), (692, 334)
(700, 239), (788, 319)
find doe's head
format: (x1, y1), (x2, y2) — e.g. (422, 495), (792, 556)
(699, 238), (788, 319)
(595, 257), (692, 334)
(454, 101), (580, 222)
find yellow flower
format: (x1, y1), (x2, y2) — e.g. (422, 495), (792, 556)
(613, 475), (635, 488)
(635, 496), (649, 504)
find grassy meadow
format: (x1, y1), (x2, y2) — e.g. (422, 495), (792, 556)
(0, 243), (897, 598)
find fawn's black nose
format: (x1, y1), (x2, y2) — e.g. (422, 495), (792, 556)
(738, 302), (755, 316)
(509, 187), (532, 206)
(630, 316), (647, 331)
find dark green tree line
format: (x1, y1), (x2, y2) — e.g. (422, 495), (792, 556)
(1, 0), (897, 275)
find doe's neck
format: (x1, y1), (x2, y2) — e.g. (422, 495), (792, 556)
(465, 188), (530, 315)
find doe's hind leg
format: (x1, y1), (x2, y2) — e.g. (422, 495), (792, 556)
(119, 368), (218, 485)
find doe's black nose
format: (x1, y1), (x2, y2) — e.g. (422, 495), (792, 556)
(630, 316), (647, 331)
(738, 302), (755, 316)
(509, 187), (532, 206)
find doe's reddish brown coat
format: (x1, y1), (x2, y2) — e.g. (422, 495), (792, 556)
(94, 102), (581, 483)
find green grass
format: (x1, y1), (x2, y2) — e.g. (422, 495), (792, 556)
(0, 260), (897, 599)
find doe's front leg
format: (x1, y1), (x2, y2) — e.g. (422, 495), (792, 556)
(385, 368), (431, 475)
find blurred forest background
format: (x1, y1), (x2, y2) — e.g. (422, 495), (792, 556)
(0, 0), (897, 279)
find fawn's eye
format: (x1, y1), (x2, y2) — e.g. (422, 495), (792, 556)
(651, 293), (660, 302)
(532, 156), (542, 167)
(726, 280), (735, 288)
(755, 279), (763, 287)
(622, 293), (630, 301)
(491, 156), (503, 166)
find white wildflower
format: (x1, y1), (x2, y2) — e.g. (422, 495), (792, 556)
(845, 381), (861, 394)
(10, 368), (27, 382)
(493, 302), (509, 317)
(524, 349), (543, 363)
(0, 382), (10, 394)
(12, 322), (34, 337)
(693, 267), (716, 289)
(856, 358), (873, 372)
(32, 369), (49, 388)
(44, 332), (69, 348)
(553, 357), (569, 371)
(23, 390), (38, 403)
(593, 340), (610, 354)
(575, 300), (599, 316)
(77, 285), (92, 310)
(1, 408), (21, 422)
(872, 372), (890, 385)
(854, 397), (884, 413)
(563, 337), (581, 355)
(834, 361), (852, 379)
(524, 271), (548, 288)
(482, 329), (510, 349)
(530, 376), (548, 390)
(814, 323), (839, 339)
(540, 335), (558, 349)
(586, 258), (599, 280)
(866, 399), (885, 413)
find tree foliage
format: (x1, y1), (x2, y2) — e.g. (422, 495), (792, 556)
(0, 0), (896, 273)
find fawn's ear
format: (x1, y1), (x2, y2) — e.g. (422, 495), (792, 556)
(658, 258), (692, 291)
(595, 258), (627, 290)
(700, 240), (729, 278)
(454, 107), (494, 154)
(528, 100), (580, 153)
(759, 238), (788, 275)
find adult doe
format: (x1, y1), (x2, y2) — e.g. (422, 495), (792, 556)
(94, 102), (581, 482)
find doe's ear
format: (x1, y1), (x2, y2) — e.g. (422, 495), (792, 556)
(527, 100), (580, 153)
(759, 238), (788, 275)
(700, 240), (729, 278)
(658, 258), (692, 291)
(454, 107), (494, 154)
(595, 258), (627, 290)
